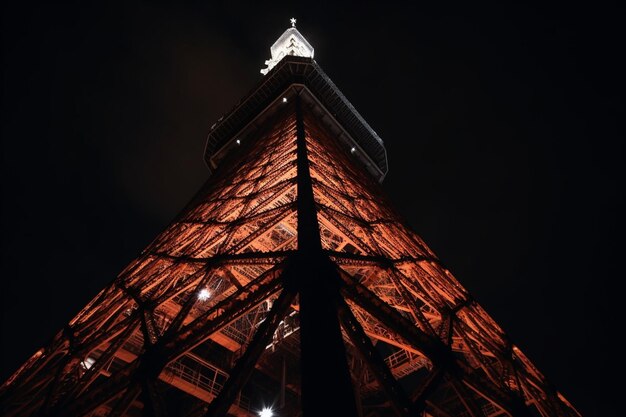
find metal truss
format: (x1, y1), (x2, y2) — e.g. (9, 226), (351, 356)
(0, 93), (580, 417)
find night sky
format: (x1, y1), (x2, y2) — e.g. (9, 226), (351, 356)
(1, 2), (624, 416)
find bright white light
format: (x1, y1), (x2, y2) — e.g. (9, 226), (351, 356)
(236, 139), (241, 145)
(350, 147), (356, 153)
(198, 288), (211, 301)
(80, 357), (95, 370)
(282, 97), (288, 103)
(259, 407), (274, 417)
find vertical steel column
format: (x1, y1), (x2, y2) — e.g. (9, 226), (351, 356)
(295, 94), (359, 417)
(295, 97), (322, 255)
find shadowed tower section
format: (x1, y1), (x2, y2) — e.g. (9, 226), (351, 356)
(1, 20), (580, 417)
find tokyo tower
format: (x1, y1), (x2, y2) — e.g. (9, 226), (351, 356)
(0, 21), (580, 417)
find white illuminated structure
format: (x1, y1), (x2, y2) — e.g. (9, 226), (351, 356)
(260, 18), (314, 75)
(80, 357), (95, 370)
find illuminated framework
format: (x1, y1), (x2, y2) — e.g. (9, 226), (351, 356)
(1, 26), (580, 417)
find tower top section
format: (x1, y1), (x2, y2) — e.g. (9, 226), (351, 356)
(206, 23), (388, 182)
(261, 18), (314, 75)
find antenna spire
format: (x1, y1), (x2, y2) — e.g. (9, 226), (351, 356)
(260, 18), (314, 75)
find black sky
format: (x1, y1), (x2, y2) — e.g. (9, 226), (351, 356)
(1, 2), (624, 416)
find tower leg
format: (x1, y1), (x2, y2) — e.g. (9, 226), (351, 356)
(294, 93), (359, 417)
(298, 256), (359, 417)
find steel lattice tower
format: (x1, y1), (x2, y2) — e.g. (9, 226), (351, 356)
(1, 22), (580, 417)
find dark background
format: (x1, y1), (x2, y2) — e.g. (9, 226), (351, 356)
(2, 2), (624, 416)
